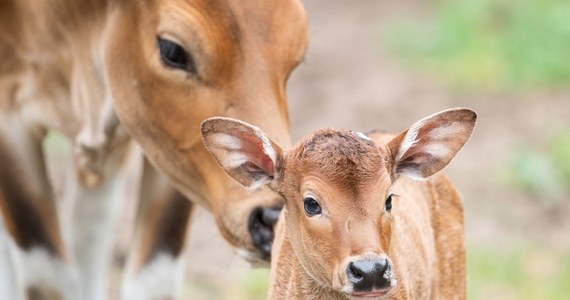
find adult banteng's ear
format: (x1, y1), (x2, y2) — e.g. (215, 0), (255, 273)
(201, 117), (283, 189)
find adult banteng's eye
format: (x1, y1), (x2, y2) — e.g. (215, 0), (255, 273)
(157, 37), (196, 73)
(385, 194), (393, 212)
(303, 197), (322, 216)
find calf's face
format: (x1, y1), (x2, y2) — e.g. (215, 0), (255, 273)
(201, 108), (476, 298)
(277, 130), (397, 297)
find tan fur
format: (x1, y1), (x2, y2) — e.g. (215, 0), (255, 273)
(269, 134), (469, 299)
(201, 109), (475, 300)
(268, 132), (461, 299)
(0, 0), (308, 297)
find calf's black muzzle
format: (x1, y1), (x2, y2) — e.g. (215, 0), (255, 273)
(347, 258), (392, 292)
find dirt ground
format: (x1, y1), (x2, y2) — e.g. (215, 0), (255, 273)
(182, 0), (570, 295)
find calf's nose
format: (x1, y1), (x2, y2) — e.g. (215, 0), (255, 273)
(347, 258), (391, 291)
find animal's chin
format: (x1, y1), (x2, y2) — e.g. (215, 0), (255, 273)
(347, 289), (390, 300)
(346, 287), (390, 300)
(236, 249), (271, 267)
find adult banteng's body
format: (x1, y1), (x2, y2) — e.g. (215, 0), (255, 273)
(0, 0), (308, 299)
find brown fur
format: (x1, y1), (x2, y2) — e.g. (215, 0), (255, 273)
(27, 285), (63, 300)
(201, 110), (475, 300)
(297, 129), (383, 191)
(0, 0), (308, 296)
(270, 131), (466, 300)
(136, 189), (194, 270)
(0, 137), (64, 257)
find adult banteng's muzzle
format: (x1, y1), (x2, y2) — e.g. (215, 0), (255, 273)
(248, 205), (282, 259)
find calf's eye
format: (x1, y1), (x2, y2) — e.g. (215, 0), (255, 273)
(304, 197), (322, 216)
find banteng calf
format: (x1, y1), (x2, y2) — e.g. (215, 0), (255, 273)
(202, 108), (476, 299)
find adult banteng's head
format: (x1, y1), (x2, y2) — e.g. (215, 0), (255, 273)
(102, 0), (308, 263)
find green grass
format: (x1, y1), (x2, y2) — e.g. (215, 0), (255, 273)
(468, 246), (570, 300)
(385, 0), (570, 91)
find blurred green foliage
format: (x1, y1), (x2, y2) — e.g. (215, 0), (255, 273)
(508, 147), (565, 202)
(550, 131), (570, 183)
(506, 130), (570, 203)
(468, 246), (570, 299)
(230, 268), (270, 299)
(185, 246), (570, 300)
(385, 0), (570, 90)
(184, 269), (269, 300)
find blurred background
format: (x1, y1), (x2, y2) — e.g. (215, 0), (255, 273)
(43, 0), (570, 299)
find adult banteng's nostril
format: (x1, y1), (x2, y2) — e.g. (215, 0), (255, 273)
(248, 206), (283, 260)
(261, 206), (281, 226)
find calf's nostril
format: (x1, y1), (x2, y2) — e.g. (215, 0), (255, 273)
(348, 262), (364, 280)
(347, 259), (391, 291)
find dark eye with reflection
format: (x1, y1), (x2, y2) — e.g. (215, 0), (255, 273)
(157, 37), (196, 73)
(304, 197), (322, 216)
(385, 194), (393, 212)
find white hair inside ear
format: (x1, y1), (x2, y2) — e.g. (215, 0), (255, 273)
(389, 108), (477, 180)
(201, 117), (283, 189)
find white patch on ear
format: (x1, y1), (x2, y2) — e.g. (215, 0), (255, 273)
(396, 124), (421, 161)
(393, 108), (476, 180)
(355, 132), (372, 141)
(219, 153), (249, 170)
(209, 133), (244, 151)
(209, 125), (277, 170)
(423, 143), (452, 158)
(425, 122), (465, 141)
(257, 130), (278, 168)
(202, 117), (281, 189)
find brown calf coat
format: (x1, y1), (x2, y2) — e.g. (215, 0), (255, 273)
(202, 108), (476, 300)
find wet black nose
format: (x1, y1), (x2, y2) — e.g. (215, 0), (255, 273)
(347, 258), (391, 291)
(248, 206), (282, 259)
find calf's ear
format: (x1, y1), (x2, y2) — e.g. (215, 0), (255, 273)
(386, 108), (477, 180)
(201, 117), (283, 189)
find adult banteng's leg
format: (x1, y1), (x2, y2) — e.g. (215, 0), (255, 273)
(0, 216), (19, 299)
(122, 158), (194, 300)
(0, 115), (78, 300)
(69, 141), (143, 300)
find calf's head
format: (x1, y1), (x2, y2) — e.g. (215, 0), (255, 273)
(102, 0), (308, 262)
(202, 108), (476, 298)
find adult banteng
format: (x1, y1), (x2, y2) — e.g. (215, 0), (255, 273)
(0, 0), (308, 299)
